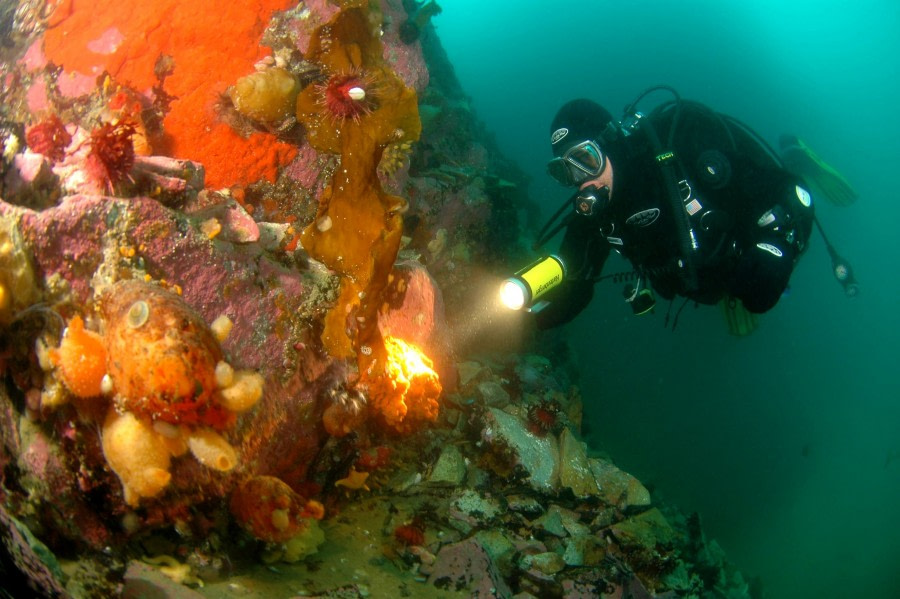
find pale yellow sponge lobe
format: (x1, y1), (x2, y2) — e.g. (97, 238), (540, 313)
(210, 314), (233, 344)
(219, 370), (264, 412)
(102, 410), (173, 506)
(228, 67), (299, 124)
(188, 428), (237, 472)
(214, 360), (235, 388)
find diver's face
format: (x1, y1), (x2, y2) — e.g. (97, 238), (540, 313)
(579, 157), (614, 197)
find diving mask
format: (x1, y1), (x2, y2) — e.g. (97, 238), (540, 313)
(547, 139), (606, 187)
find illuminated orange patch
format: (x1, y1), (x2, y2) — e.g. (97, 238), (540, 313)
(366, 336), (441, 434)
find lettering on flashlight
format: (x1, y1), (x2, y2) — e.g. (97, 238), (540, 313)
(534, 274), (561, 297)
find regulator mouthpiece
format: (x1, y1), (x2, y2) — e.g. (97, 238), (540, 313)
(500, 255), (566, 311)
(574, 184), (610, 217)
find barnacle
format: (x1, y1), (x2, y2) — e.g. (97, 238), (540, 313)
(106, 86), (156, 156)
(126, 300), (150, 328)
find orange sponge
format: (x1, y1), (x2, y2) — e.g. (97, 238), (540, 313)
(49, 315), (108, 398)
(43, 0), (296, 188)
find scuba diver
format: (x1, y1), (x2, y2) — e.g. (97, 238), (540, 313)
(499, 86), (857, 331)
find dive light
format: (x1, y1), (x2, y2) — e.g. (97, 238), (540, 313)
(813, 214), (859, 298)
(831, 254), (859, 297)
(500, 255), (566, 311)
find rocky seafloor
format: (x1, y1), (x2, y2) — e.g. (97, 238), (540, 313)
(1, 1), (754, 597)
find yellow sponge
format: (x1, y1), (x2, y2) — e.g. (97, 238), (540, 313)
(101, 410), (172, 506)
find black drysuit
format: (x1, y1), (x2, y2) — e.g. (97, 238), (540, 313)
(536, 101), (814, 329)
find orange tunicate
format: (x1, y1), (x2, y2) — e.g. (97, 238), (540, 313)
(230, 475), (325, 543)
(100, 280), (229, 428)
(49, 315), (108, 398)
(364, 336), (441, 434)
(42, 0), (297, 188)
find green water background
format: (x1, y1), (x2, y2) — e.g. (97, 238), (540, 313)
(437, 1), (900, 596)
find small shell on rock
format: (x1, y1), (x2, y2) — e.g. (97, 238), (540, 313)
(100, 374), (114, 395)
(316, 216), (333, 232)
(126, 300), (150, 329)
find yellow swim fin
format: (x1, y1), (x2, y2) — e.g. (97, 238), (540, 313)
(721, 296), (758, 336)
(779, 135), (858, 206)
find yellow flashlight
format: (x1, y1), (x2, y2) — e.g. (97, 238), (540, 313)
(499, 255), (566, 311)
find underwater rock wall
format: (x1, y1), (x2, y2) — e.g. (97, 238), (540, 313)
(1, 1), (752, 598)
